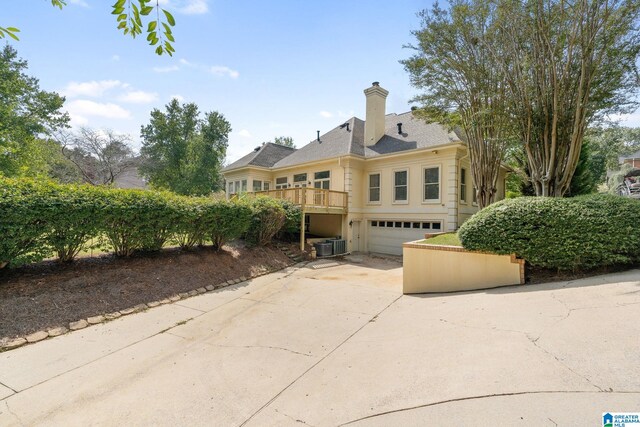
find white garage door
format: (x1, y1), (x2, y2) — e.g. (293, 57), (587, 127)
(367, 220), (443, 255)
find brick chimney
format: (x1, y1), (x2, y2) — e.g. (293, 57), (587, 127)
(364, 82), (389, 147)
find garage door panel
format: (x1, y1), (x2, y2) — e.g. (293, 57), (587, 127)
(368, 225), (428, 256)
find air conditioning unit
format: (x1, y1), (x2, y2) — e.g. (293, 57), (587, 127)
(327, 239), (347, 255)
(314, 242), (333, 257)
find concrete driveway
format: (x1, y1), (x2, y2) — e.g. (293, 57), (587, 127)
(0, 255), (639, 426)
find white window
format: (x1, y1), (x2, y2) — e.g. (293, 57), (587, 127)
(368, 173), (381, 203)
(252, 180), (262, 192)
(423, 167), (440, 202)
(275, 177), (288, 189)
(228, 182), (233, 195)
(460, 168), (467, 203)
(241, 180), (247, 192)
(234, 181), (240, 194)
(394, 170), (408, 202)
(263, 181), (270, 191)
(293, 173), (307, 187)
(314, 170), (330, 189)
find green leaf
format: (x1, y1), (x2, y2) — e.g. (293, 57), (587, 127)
(147, 21), (157, 32)
(163, 9), (176, 26)
(141, 6), (153, 15)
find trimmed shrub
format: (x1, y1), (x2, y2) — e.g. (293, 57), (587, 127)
(277, 199), (302, 241)
(202, 199), (252, 250)
(245, 196), (286, 246)
(97, 189), (178, 256)
(0, 178), (53, 268)
(171, 196), (208, 249)
(44, 184), (104, 262)
(458, 194), (640, 270)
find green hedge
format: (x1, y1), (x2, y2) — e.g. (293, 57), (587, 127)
(0, 178), (290, 268)
(458, 194), (640, 270)
(245, 197), (286, 246)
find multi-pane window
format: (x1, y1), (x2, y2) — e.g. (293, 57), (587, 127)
(394, 170), (408, 202)
(424, 167), (440, 201)
(370, 220), (442, 230)
(253, 180), (262, 192)
(314, 170), (330, 189)
(241, 180), (247, 192)
(369, 173), (380, 202)
(228, 182), (233, 195)
(275, 177), (288, 189)
(293, 173), (307, 187)
(460, 168), (467, 202)
(263, 182), (270, 191)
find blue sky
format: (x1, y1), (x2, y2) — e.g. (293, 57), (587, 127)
(4, 0), (639, 163)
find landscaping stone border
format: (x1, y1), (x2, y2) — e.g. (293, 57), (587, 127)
(1, 245), (307, 353)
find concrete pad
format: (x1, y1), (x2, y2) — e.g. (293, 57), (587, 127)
(0, 384), (13, 400)
(0, 303), (202, 391)
(0, 333), (318, 426)
(169, 297), (371, 358)
(349, 391), (640, 426)
(174, 269), (293, 312)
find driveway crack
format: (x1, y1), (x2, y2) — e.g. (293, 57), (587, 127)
(338, 390), (634, 426)
(205, 344), (315, 358)
(2, 400), (25, 426)
(239, 294), (403, 426)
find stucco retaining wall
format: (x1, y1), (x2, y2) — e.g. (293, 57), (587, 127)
(402, 241), (524, 293)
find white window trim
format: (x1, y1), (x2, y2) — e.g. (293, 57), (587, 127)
(313, 170), (331, 189)
(472, 184), (478, 207)
(460, 167), (467, 204)
(275, 176), (288, 189)
(422, 165), (441, 204)
(392, 168), (409, 204)
(367, 171), (382, 205)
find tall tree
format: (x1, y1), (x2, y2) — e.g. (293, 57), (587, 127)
(59, 128), (136, 186)
(402, 0), (514, 208)
(496, 0), (640, 196)
(0, 45), (69, 177)
(1, 1), (176, 56)
(584, 126), (640, 181)
(140, 99), (231, 195)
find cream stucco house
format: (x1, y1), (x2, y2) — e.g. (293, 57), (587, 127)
(222, 82), (508, 255)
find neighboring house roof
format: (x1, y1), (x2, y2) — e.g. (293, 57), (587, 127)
(619, 150), (640, 163)
(270, 112), (463, 169)
(223, 142), (296, 172)
(113, 165), (147, 190)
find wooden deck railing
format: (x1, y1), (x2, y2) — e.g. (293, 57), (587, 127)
(253, 188), (348, 211)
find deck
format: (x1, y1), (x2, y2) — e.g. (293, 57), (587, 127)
(253, 188), (348, 214)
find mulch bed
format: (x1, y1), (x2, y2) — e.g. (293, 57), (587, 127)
(0, 241), (300, 341)
(526, 263), (637, 285)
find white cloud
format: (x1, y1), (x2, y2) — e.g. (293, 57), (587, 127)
(210, 65), (239, 79)
(111, 55), (120, 62)
(238, 129), (252, 138)
(68, 113), (89, 127)
(118, 90), (159, 104)
(319, 111), (333, 118)
(158, 0), (209, 15)
(62, 80), (123, 98)
(179, 58), (196, 67)
(65, 100), (132, 120)
(611, 111), (640, 127)
(153, 65), (179, 73)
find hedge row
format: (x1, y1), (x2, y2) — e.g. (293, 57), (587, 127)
(458, 194), (640, 270)
(0, 178), (301, 268)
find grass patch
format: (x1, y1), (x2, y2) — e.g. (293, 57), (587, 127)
(419, 233), (462, 246)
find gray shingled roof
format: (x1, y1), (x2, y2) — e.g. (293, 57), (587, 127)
(227, 112), (462, 170)
(364, 112), (462, 157)
(223, 142), (296, 171)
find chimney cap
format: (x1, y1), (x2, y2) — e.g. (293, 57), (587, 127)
(372, 81), (380, 87)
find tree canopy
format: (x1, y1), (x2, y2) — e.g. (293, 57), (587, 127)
(0, 45), (69, 177)
(404, 0), (640, 201)
(1, 0), (176, 56)
(140, 99), (231, 195)
(272, 136), (295, 148)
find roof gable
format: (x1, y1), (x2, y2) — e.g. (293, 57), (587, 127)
(223, 142), (296, 171)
